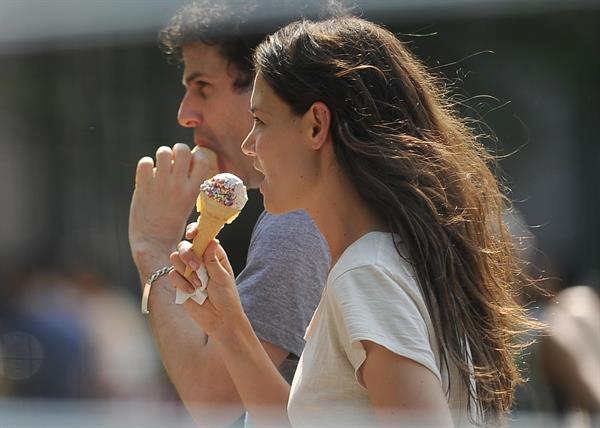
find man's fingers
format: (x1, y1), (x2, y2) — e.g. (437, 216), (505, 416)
(155, 146), (173, 178)
(190, 148), (211, 183)
(172, 143), (192, 179)
(135, 157), (154, 188)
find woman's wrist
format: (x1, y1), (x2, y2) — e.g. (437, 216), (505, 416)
(213, 312), (258, 355)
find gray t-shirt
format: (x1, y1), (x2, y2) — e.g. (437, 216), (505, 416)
(236, 210), (330, 383)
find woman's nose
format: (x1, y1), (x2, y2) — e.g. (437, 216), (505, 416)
(241, 128), (256, 156)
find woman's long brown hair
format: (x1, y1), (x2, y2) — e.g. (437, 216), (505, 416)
(254, 17), (539, 425)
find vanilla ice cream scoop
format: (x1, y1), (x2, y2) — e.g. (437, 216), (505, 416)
(181, 173), (247, 282)
(198, 173), (248, 211)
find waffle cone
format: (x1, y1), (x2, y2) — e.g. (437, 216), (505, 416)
(184, 193), (241, 277)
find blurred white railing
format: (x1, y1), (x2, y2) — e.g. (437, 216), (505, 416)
(0, 398), (597, 428)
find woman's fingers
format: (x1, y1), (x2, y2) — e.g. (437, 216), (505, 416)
(170, 240), (237, 314)
(185, 222), (199, 240)
(168, 266), (195, 294)
(212, 241), (234, 277)
(177, 240), (204, 275)
(204, 241), (234, 284)
(170, 249), (202, 290)
(170, 249), (187, 274)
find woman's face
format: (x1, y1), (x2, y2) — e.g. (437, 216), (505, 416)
(242, 73), (317, 214)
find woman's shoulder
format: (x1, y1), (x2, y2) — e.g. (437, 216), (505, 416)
(330, 232), (411, 279)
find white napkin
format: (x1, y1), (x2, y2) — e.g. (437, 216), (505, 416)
(175, 264), (209, 306)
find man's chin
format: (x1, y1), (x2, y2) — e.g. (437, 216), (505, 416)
(262, 197), (298, 216)
(263, 202), (288, 216)
(241, 172), (265, 190)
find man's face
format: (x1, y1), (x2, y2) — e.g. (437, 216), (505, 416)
(178, 42), (262, 188)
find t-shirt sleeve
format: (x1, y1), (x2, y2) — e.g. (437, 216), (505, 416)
(329, 264), (441, 386)
(236, 210), (330, 358)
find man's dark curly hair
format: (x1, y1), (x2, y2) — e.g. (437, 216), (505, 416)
(159, 0), (349, 90)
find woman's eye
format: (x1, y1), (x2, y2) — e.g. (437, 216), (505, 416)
(253, 116), (263, 125)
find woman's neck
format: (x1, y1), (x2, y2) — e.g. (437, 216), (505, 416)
(306, 167), (386, 266)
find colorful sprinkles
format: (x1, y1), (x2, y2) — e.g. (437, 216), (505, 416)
(200, 176), (237, 206)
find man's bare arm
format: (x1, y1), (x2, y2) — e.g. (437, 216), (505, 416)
(129, 144), (289, 426)
(143, 271), (289, 426)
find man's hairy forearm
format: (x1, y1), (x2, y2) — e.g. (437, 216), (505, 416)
(143, 274), (246, 426)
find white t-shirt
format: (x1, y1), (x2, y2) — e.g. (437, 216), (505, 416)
(287, 232), (477, 427)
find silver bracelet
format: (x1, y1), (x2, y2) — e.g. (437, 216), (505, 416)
(141, 265), (174, 315)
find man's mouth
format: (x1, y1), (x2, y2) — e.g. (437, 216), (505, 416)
(194, 139), (211, 149)
(193, 141), (224, 173)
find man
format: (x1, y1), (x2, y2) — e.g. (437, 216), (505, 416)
(128, 1), (345, 425)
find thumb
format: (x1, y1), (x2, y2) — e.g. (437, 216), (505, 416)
(190, 148), (210, 182)
(204, 240), (234, 286)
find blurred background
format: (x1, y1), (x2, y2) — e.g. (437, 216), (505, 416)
(0, 0), (598, 426)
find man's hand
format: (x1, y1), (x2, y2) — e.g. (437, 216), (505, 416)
(129, 143), (209, 278)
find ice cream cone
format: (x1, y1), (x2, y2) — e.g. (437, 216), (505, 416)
(184, 192), (242, 278)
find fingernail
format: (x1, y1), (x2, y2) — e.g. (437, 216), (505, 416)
(189, 260), (199, 270)
(191, 276), (202, 289)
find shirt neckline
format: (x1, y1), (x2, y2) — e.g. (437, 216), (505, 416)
(331, 231), (391, 270)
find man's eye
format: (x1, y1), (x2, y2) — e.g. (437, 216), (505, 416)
(252, 116), (263, 125)
(194, 81), (209, 95)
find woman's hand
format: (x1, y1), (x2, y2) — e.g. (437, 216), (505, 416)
(171, 225), (292, 428)
(169, 232), (246, 339)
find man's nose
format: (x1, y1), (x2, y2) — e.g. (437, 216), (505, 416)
(177, 92), (201, 128)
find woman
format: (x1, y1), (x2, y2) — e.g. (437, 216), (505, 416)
(170, 17), (535, 427)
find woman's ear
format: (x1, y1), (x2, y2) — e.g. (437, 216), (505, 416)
(304, 101), (331, 150)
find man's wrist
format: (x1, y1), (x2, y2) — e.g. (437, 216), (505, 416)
(131, 239), (176, 258)
(141, 266), (175, 314)
(132, 244), (175, 283)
